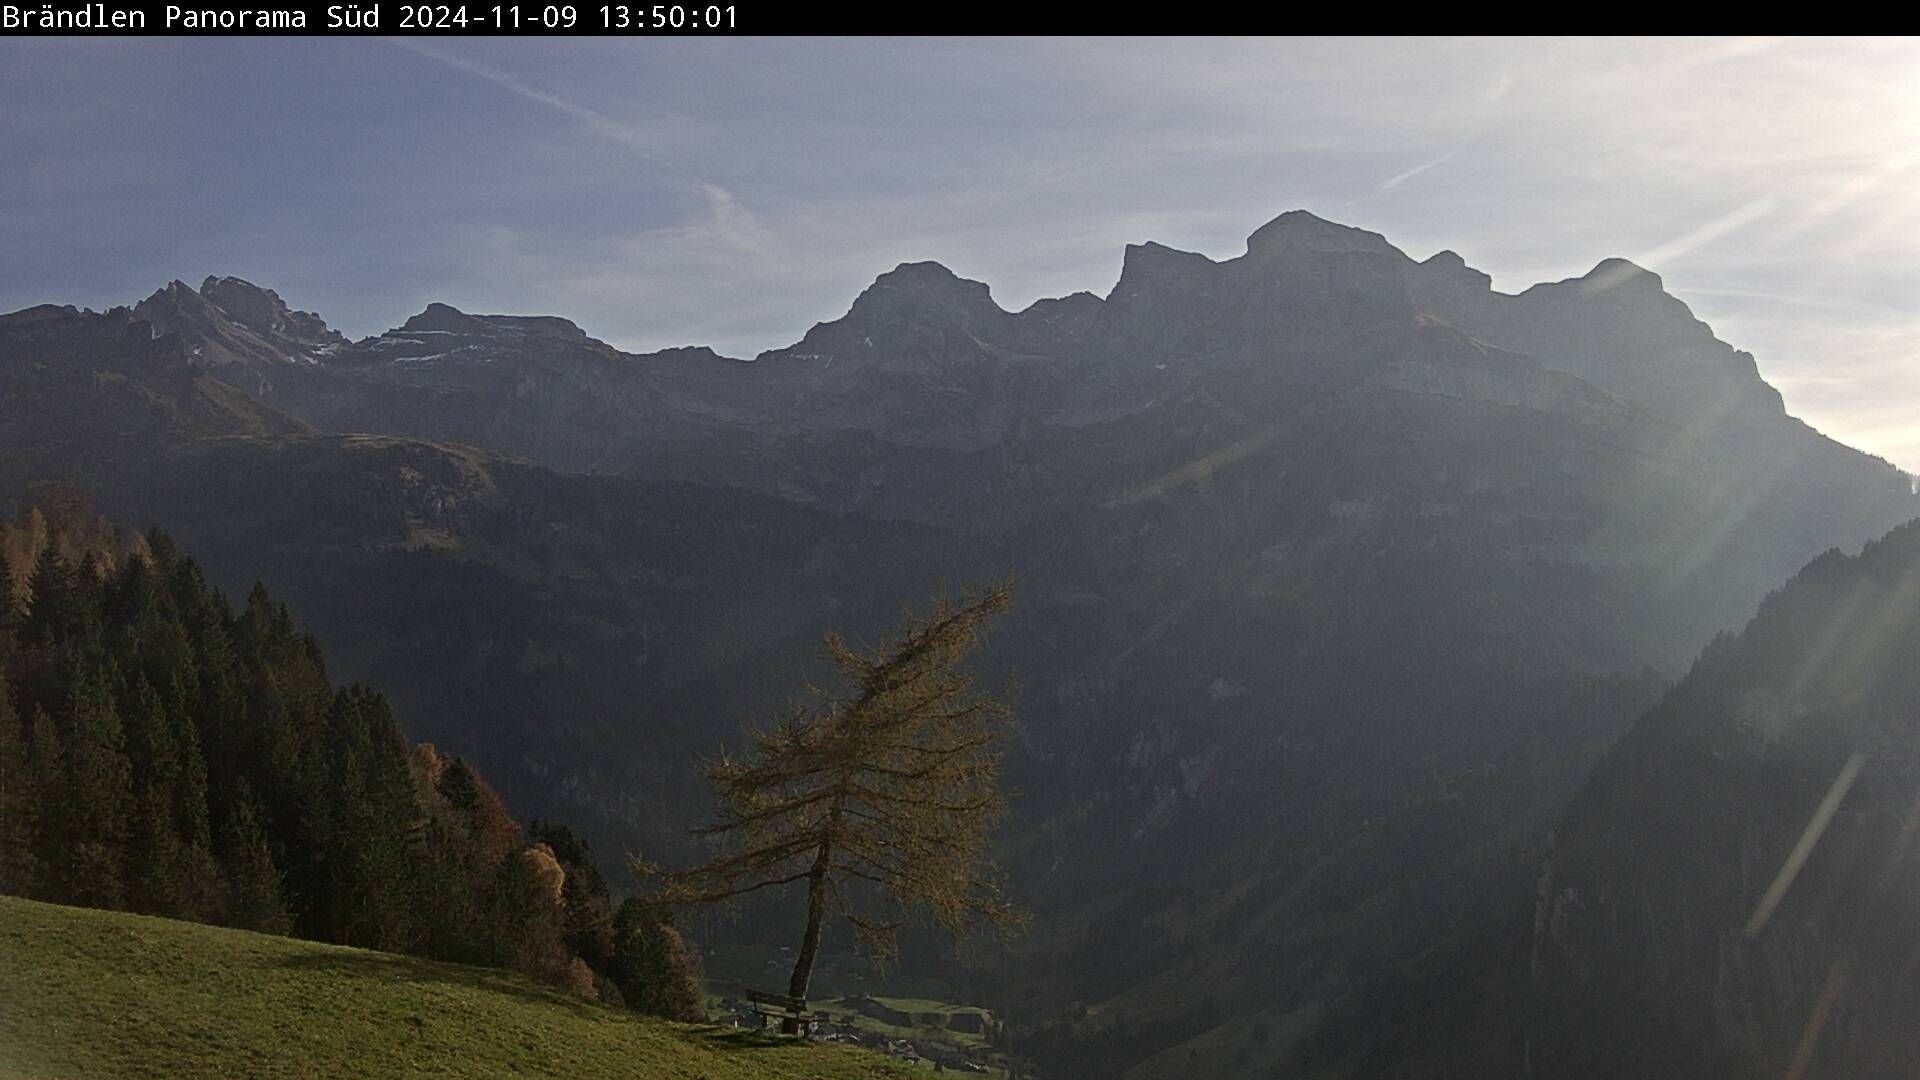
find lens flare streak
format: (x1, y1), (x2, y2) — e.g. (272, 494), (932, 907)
(1744, 751), (1868, 940)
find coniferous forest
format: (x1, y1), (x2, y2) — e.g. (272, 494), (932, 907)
(0, 506), (700, 1020)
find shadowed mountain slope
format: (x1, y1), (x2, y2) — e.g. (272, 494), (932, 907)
(1326, 519), (1920, 1079)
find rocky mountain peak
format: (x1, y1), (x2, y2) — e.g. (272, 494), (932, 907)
(399, 302), (491, 336)
(1469, 256), (1789, 426)
(848, 261), (1001, 318)
(1517, 257), (1700, 332)
(1406, 249), (1496, 312)
(1571, 257), (1664, 297)
(1245, 210), (1404, 259)
(1017, 290), (1104, 327)
(638, 344), (744, 367)
(149, 278), (214, 312)
(1417, 249), (1492, 285)
(132, 275), (345, 365)
(198, 276), (339, 347)
(396, 303), (588, 341)
(0, 303), (85, 328)
(1109, 242), (1217, 302)
(198, 275), (285, 323)
(762, 261), (1011, 369)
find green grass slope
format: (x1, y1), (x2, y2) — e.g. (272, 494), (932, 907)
(0, 896), (911, 1080)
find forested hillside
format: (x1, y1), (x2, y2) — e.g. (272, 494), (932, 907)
(0, 505), (697, 1018)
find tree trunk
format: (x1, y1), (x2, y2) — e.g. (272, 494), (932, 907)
(783, 837), (832, 1034)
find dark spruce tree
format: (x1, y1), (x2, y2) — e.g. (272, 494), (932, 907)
(0, 673), (36, 894)
(54, 674), (134, 909)
(25, 706), (62, 900)
(217, 779), (293, 935)
(122, 679), (186, 915)
(0, 549), (15, 663)
(313, 687), (423, 951)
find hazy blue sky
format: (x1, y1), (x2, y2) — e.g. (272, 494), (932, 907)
(3, 37), (1916, 468)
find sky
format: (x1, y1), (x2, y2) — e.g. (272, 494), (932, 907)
(3, 37), (1916, 470)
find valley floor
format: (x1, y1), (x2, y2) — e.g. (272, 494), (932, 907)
(0, 896), (911, 1080)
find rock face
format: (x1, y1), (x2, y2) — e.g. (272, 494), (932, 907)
(0, 300), (305, 492)
(4, 210), (1916, 1080)
(131, 277), (348, 391)
(175, 211), (1904, 668)
(1409, 252), (1787, 428)
(199, 276), (342, 349)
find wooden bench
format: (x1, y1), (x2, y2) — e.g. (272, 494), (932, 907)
(745, 989), (821, 1033)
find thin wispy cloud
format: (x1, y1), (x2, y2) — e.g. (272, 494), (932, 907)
(1659, 35), (1789, 76)
(1799, 149), (1920, 227)
(390, 40), (658, 151)
(1377, 153), (1454, 194)
(1635, 196), (1779, 271)
(700, 185), (780, 261)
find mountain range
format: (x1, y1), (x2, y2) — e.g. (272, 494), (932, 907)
(4, 210), (1915, 1078)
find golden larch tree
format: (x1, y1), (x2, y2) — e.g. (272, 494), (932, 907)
(655, 582), (1024, 1030)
